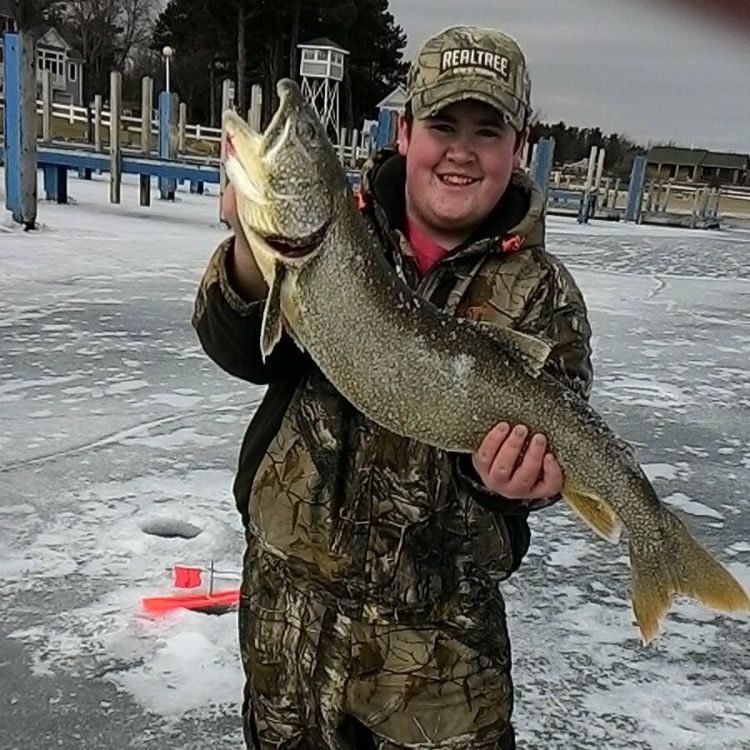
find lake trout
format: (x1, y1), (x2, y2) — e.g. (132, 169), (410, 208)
(222, 79), (749, 644)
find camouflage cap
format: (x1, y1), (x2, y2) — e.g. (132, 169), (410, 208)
(406, 25), (531, 131)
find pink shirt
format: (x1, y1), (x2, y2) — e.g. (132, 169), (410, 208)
(405, 218), (449, 276)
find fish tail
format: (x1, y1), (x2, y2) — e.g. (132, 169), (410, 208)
(630, 511), (750, 645)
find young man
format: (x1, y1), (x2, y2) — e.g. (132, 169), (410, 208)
(193, 25), (593, 750)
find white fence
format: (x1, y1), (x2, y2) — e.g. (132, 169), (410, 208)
(31, 98), (222, 142)
(0, 97), (374, 165)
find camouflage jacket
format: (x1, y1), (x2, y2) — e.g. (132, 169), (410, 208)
(193, 151), (593, 625)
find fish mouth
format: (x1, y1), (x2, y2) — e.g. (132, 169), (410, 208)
(222, 80), (332, 263)
(264, 221), (329, 259)
(222, 114), (268, 206)
(222, 79), (305, 162)
(261, 79), (307, 158)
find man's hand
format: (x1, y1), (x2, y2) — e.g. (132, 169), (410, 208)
(472, 422), (563, 501)
(220, 183), (267, 301)
(221, 183), (247, 247)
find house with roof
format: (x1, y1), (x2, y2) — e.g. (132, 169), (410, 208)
(32, 25), (84, 106)
(0, 1), (84, 107)
(647, 146), (749, 186)
(371, 85), (407, 150)
(377, 85), (407, 114)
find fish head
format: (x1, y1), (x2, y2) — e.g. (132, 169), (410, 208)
(222, 78), (344, 270)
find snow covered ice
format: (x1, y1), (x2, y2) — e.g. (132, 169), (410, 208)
(1, 171), (749, 749)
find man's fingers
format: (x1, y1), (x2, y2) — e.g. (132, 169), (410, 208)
(472, 423), (563, 501)
(487, 424), (528, 483)
(473, 422), (510, 474)
(506, 433), (547, 492)
(532, 453), (563, 497)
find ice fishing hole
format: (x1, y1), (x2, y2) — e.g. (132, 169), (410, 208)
(140, 518), (203, 539)
(192, 604), (237, 616)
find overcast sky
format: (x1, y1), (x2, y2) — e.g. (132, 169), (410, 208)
(388, 0), (750, 153)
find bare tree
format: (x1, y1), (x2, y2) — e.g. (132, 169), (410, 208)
(58, 0), (159, 100)
(11, 0), (65, 29)
(116, 0), (159, 69)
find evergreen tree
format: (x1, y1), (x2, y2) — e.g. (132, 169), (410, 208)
(530, 120), (643, 175)
(153, 0), (406, 128)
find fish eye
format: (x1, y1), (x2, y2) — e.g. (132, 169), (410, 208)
(296, 119), (317, 142)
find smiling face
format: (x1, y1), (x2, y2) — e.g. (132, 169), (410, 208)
(397, 99), (526, 249)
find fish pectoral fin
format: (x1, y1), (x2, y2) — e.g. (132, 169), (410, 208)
(260, 263), (285, 361)
(562, 485), (623, 543)
(630, 512), (750, 646)
(473, 322), (552, 374)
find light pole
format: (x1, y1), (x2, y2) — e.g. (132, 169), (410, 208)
(158, 45), (176, 200)
(162, 45), (174, 93)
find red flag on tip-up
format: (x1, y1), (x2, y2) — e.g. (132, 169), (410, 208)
(142, 589), (240, 614)
(142, 562), (240, 615)
(173, 566), (202, 588)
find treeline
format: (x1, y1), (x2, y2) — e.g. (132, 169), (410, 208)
(15, 0), (646, 170)
(151, 0), (407, 130)
(13, 0), (406, 130)
(530, 121), (645, 176)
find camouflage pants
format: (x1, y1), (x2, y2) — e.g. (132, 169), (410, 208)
(239, 545), (516, 749)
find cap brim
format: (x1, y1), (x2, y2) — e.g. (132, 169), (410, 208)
(411, 80), (526, 130)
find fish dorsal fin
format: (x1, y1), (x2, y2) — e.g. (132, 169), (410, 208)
(473, 321), (552, 374)
(261, 262), (285, 361)
(562, 483), (623, 544)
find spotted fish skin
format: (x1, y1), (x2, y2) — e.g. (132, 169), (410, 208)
(222, 78), (750, 644)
